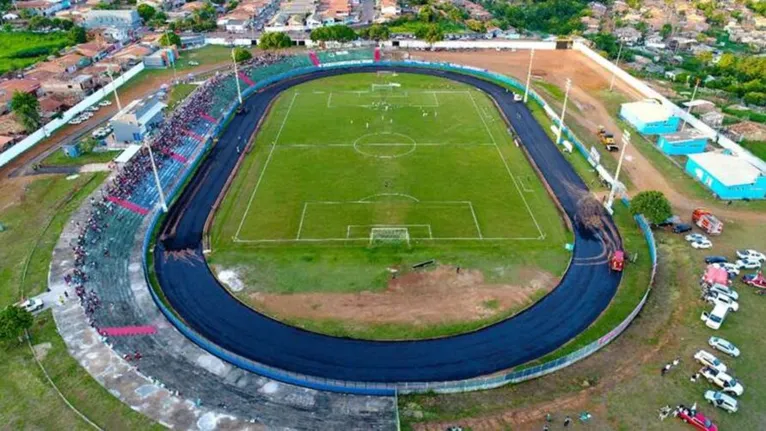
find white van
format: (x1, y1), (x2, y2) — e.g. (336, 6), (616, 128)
(701, 302), (729, 330)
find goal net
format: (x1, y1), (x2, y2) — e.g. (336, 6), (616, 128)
(371, 83), (401, 92)
(369, 227), (410, 246)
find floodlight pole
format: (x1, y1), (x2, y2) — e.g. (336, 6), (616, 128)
(232, 48), (243, 105)
(523, 48), (535, 103)
(681, 78), (700, 132)
(165, 30), (178, 82)
(107, 69), (122, 111)
(605, 130), (630, 212)
(609, 40), (624, 92)
(145, 141), (168, 212)
(555, 78), (572, 145)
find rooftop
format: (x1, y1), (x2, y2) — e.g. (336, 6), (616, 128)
(661, 129), (707, 143)
(0, 79), (41, 105)
(688, 152), (764, 187)
(621, 100), (674, 124)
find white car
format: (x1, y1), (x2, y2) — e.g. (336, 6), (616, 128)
(691, 239), (713, 249)
(735, 258), (762, 270)
(736, 249), (765, 262)
(711, 263), (739, 275)
(705, 291), (739, 312)
(700, 366), (744, 396)
(686, 233), (708, 242)
(704, 390), (738, 413)
(17, 298), (43, 313)
(98, 100), (112, 107)
(88, 105), (99, 112)
(513, 93), (522, 102)
(708, 337), (740, 358)
(188, 60), (200, 66)
(68, 119), (81, 125)
(694, 350), (727, 373)
(708, 283), (738, 301)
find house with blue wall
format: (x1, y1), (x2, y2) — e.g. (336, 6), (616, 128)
(657, 129), (708, 155)
(685, 152), (766, 200)
(619, 100), (680, 135)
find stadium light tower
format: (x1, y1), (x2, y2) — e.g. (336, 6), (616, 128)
(609, 40), (624, 92)
(555, 78), (572, 145)
(523, 48), (535, 103)
(232, 48), (243, 105)
(605, 129), (630, 212)
(681, 78), (701, 132)
(145, 141), (168, 212)
(165, 30), (178, 82)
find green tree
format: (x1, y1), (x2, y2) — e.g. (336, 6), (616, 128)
(359, 24), (390, 41)
(660, 23), (672, 38)
(0, 306), (33, 344)
(232, 46), (252, 63)
(310, 25), (357, 42)
(69, 26), (87, 44)
(10, 91), (41, 133)
(466, 19), (486, 33)
(743, 92), (766, 106)
(630, 190), (672, 224)
(159, 32), (182, 47)
(418, 5), (437, 23)
(421, 24), (444, 44)
(137, 4), (156, 22)
(259, 32), (292, 49)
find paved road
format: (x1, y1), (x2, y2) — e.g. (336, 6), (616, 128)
(154, 66), (622, 384)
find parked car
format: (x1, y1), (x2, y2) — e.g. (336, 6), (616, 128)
(735, 258), (762, 270)
(692, 239), (713, 249)
(705, 291), (739, 312)
(68, 119), (81, 125)
(673, 223), (693, 234)
(742, 272), (766, 289)
(677, 408), (718, 430)
(736, 249), (765, 262)
(686, 233), (708, 242)
(98, 100), (112, 107)
(16, 298), (43, 313)
(694, 350), (727, 372)
(708, 337), (740, 358)
(513, 93), (522, 102)
(704, 390), (738, 414)
(705, 256), (727, 264)
(710, 263), (739, 275)
(708, 283), (739, 301)
(700, 366), (744, 396)
(701, 302), (729, 330)
(88, 105), (99, 112)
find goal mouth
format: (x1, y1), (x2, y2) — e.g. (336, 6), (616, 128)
(369, 227), (411, 247)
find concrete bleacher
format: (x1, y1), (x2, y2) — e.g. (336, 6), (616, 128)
(50, 53), (397, 430)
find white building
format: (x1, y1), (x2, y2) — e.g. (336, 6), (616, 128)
(110, 95), (166, 144)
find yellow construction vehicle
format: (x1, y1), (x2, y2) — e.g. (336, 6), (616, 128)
(597, 126), (619, 152)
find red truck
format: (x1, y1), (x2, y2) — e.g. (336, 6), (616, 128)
(610, 250), (625, 272)
(692, 209), (723, 235)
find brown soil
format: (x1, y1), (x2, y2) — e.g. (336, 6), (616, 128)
(0, 174), (49, 211)
(249, 266), (556, 326)
(410, 50), (766, 223)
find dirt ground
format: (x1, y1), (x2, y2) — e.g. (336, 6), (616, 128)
(246, 266), (556, 326)
(0, 174), (50, 211)
(409, 50), (766, 223)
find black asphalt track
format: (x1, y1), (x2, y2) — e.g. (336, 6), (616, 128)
(154, 65), (622, 383)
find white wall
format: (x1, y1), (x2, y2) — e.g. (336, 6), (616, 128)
(387, 40), (557, 50)
(573, 41), (766, 172)
(0, 62), (145, 168)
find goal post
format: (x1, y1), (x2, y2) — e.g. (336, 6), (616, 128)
(369, 227), (410, 246)
(371, 83), (401, 92)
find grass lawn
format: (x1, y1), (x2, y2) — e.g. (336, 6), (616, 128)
(208, 72), (571, 339)
(0, 173), (158, 429)
(167, 83), (198, 109)
(0, 31), (73, 75)
(41, 148), (120, 167)
(389, 20), (466, 34)
(740, 140), (766, 163)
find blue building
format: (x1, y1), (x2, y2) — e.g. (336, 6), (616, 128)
(656, 129), (708, 155)
(685, 152), (766, 200)
(619, 100), (680, 134)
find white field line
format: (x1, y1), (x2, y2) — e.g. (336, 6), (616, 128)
(296, 202), (308, 239)
(233, 236), (542, 243)
(467, 91), (545, 240)
(277, 143), (495, 148)
(326, 92), (332, 108)
(467, 201), (483, 239)
(234, 91), (298, 240)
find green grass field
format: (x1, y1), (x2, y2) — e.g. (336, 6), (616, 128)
(41, 148), (119, 167)
(0, 31), (74, 75)
(210, 73), (571, 339)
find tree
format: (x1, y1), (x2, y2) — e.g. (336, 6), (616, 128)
(159, 32), (181, 47)
(10, 91), (41, 133)
(310, 25), (357, 43)
(232, 46), (252, 63)
(259, 32), (292, 49)
(422, 24), (444, 44)
(0, 306), (33, 344)
(69, 26), (87, 44)
(137, 4), (156, 22)
(466, 19), (486, 33)
(358, 24), (390, 41)
(630, 190), (672, 224)
(660, 23), (672, 39)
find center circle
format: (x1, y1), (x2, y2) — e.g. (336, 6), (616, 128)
(352, 132), (416, 158)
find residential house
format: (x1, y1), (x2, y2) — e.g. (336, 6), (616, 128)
(701, 110), (724, 129)
(15, 0), (70, 17)
(452, 0), (491, 21)
(614, 27), (642, 44)
(581, 16), (600, 34)
(112, 44), (154, 67)
(728, 121), (766, 142)
(40, 74), (95, 99)
(682, 12), (709, 33)
(83, 10), (141, 31)
(0, 135), (16, 152)
(754, 16), (766, 30)
(612, 0), (629, 13)
(589, 2), (607, 17)
(225, 19), (251, 32)
(181, 1), (206, 12)
(380, 0), (399, 19)
(79, 62), (122, 86)
(36, 53), (88, 75)
(75, 42), (113, 61)
(179, 33), (206, 48)
(38, 97), (66, 119)
(0, 79), (41, 115)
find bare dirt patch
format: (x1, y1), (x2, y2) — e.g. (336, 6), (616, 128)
(248, 265), (557, 326)
(0, 175), (50, 211)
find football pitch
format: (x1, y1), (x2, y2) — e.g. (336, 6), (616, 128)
(220, 73), (553, 245)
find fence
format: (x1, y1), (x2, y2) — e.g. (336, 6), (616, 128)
(141, 55), (657, 396)
(0, 62), (145, 169)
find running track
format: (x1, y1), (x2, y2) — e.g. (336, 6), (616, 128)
(154, 66), (622, 384)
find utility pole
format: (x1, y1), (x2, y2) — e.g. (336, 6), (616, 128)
(165, 30), (178, 82)
(232, 47), (243, 105)
(605, 129), (630, 212)
(107, 69), (122, 111)
(523, 48), (535, 103)
(681, 78), (700, 132)
(145, 141), (168, 212)
(609, 40), (624, 92)
(555, 78), (572, 145)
